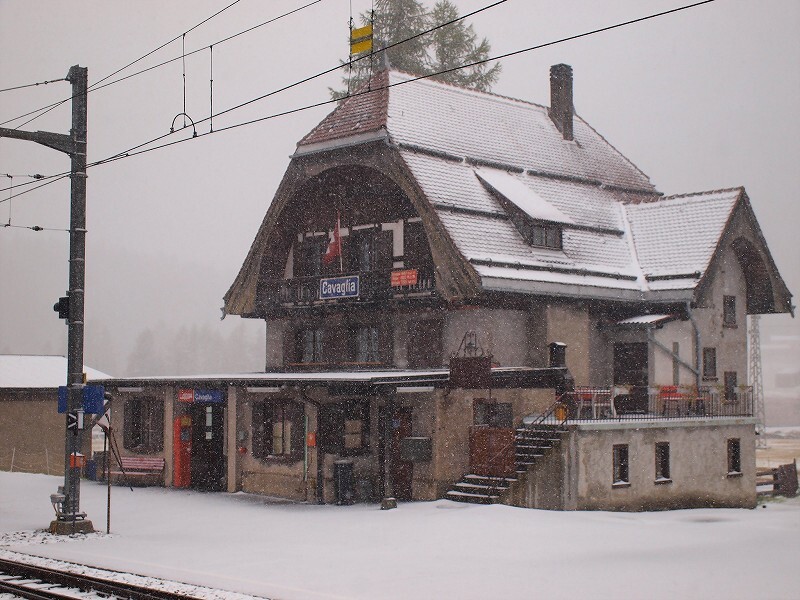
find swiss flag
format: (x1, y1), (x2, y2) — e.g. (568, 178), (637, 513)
(323, 212), (342, 266)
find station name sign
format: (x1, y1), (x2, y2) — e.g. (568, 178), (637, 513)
(319, 275), (360, 300)
(178, 388), (224, 403)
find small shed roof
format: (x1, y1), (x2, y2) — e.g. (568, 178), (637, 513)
(0, 355), (111, 389)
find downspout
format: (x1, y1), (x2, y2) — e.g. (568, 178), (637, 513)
(299, 386), (325, 504)
(686, 301), (703, 390)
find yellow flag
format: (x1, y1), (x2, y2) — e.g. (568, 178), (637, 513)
(350, 23), (373, 54)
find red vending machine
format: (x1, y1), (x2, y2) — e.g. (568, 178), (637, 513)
(173, 415), (192, 488)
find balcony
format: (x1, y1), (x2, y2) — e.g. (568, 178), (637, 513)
(264, 268), (436, 308)
(560, 385), (754, 421)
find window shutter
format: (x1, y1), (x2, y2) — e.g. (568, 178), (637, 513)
(289, 402), (305, 459)
(293, 241), (305, 277)
(319, 404), (344, 454)
(375, 230), (393, 271)
(495, 403), (513, 428)
(252, 402), (265, 459)
(284, 328), (298, 365)
(151, 399), (164, 452)
(123, 400), (134, 450)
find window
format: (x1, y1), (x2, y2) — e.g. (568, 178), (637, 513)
(355, 326), (381, 363)
(724, 371), (738, 402)
(297, 328), (324, 364)
(727, 438), (742, 474)
(319, 400), (370, 455)
(655, 442), (671, 482)
(123, 397), (164, 453)
(723, 295), (737, 327)
(702, 347), (717, 379)
(528, 222), (562, 249)
(672, 342), (680, 386)
(613, 444), (630, 485)
(473, 399), (513, 428)
(408, 319), (443, 368)
(348, 228), (393, 273)
(252, 400), (304, 460)
(294, 236), (328, 277)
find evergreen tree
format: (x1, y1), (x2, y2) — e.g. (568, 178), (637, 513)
(332, 0), (500, 99)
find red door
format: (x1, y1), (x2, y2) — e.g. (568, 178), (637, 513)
(392, 408), (414, 500)
(379, 407), (414, 501)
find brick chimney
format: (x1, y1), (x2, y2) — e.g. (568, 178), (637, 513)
(549, 63), (573, 141)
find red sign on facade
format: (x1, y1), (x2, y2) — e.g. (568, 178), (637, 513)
(391, 269), (418, 287)
(178, 389), (194, 403)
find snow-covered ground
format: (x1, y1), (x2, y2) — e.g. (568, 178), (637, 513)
(1, 472), (798, 600)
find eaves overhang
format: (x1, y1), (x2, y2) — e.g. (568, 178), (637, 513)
(293, 128), (389, 158)
(478, 273), (696, 303)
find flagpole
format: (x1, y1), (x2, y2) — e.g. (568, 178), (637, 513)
(338, 210), (343, 273)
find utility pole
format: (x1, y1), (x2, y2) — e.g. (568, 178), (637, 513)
(749, 315), (767, 449)
(0, 65), (93, 533)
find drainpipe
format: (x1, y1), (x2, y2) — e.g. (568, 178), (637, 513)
(686, 301), (702, 390)
(299, 386), (325, 504)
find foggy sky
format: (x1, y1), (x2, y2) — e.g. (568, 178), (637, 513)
(1, 0), (798, 377)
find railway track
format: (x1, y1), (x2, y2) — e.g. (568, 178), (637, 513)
(0, 557), (245, 600)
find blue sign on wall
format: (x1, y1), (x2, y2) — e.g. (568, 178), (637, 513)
(194, 389), (224, 403)
(319, 275), (360, 300)
(58, 384), (105, 414)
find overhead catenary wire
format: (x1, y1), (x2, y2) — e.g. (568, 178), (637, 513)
(0, 0), (326, 129)
(2, 0), (245, 130)
(0, 0), (501, 197)
(0, 0), (716, 203)
(1, 223), (69, 233)
(0, 78), (67, 93)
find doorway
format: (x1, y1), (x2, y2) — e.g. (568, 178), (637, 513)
(613, 343), (649, 413)
(378, 406), (413, 501)
(189, 403), (226, 491)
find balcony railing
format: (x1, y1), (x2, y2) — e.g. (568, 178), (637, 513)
(264, 268), (436, 307)
(561, 385), (754, 421)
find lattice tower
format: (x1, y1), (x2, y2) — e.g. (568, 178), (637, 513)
(749, 315), (767, 448)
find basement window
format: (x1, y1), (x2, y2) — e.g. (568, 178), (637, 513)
(727, 438), (742, 476)
(613, 444), (630, 487)
(654, 442), (671, 483)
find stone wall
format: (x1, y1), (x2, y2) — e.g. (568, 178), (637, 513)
(571, 419), (756, 510)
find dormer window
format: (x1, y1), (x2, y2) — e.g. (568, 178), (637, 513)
(529, 222), (562, 249)
(474, 168), (571, 251)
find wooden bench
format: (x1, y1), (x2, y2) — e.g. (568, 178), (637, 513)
(109, 456), (165, 486)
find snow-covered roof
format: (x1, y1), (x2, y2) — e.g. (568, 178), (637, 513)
(615, 314), (679, 326)
(626, 189), (741, 280)
(226, 69), (791, 313)
(96, 366), (555, 387)
(474, 168), (574, 225)
(299, 70), (656, 193)
(0, 355), (111, 389)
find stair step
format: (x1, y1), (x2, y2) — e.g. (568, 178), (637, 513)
(463, 474), (518, 484)
(454, 482), (509, 492)
(445, 490), (499, 504)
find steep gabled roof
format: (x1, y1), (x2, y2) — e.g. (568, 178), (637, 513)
(226, 69), (792, 314)
(625, 188), (741, 283)
(298, 70), (656, 193)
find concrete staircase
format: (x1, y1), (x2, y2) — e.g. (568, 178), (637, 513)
(445, 423), (566, 505)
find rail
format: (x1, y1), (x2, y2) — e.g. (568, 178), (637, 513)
(0, 556), (268, 600)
